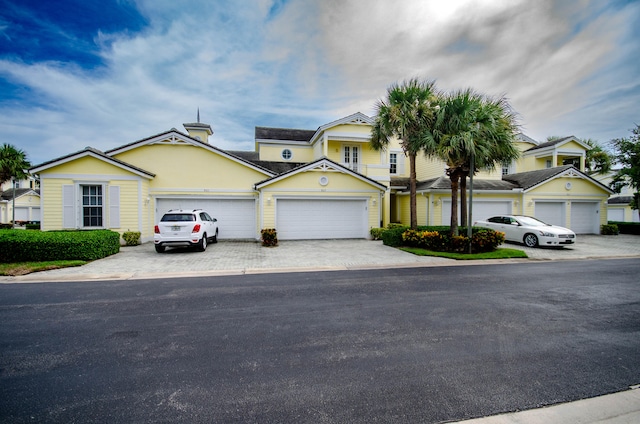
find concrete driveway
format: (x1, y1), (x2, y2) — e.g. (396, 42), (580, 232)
(2, 234), (639, 282)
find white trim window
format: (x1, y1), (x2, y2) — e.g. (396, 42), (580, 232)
(62, 183), (120, 229)
(389, 150), (405, 175)
(502, 161), (515, 175)
(281, 148), (292, 160)
(343, 145), (360, 172)
(81, 185), (103, 227)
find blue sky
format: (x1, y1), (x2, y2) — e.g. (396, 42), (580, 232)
(1, 0), (638, 166)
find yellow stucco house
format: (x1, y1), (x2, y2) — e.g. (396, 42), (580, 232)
(29, 112), (613, 242)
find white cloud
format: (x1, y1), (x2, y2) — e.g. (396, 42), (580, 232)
(0, 0), (638, 165)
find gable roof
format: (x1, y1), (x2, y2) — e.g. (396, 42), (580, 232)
(503, 165), (613, 193)
(30, 147), (156, 178)
(106, 129), (275, 176)
(254, 157), (386, 191)
(524, 136), (590, 153)
(309, 112), (373, 145)
(0, 188), (40, 201)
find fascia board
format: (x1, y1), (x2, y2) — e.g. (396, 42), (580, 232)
(31, 151), (155, 179)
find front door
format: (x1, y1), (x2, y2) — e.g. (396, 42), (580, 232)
(344, 145), (360, 172)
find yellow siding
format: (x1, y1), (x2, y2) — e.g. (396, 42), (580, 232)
(40, 178), (68, 230)
(47, 156), (138, 176)
(416, 156), (445, 180)
(114, 144), (267, 190)
(328, 124), (372, 135)
(258, 144), (314, 162)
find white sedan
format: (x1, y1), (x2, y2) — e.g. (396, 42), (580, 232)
(474, 215), (576, 248)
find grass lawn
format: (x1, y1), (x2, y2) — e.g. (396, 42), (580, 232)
(400, 247), (528, 260)
(0, 261), (87, 276)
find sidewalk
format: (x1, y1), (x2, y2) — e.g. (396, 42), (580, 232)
(452, 386), (640, 424)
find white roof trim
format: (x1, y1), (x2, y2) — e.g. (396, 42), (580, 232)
(523, 167), (614, 194)
(254, 158), (386, 191)
(108, 130), (275, 177)
(309, 112), (373, 145)
(31, 150), (155, 179)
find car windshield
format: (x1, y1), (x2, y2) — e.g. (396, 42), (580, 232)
(161, 214), (195, 222)
(518, 216), (547, 226)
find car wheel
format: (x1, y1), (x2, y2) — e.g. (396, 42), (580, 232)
(524, 233), (538, 248)
(155, 245), (165, 253)
(198, 233), (208, 252)
(212, 229), (218, 243)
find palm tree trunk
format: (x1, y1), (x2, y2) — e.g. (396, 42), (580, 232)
(409, 152), (417, 229)
(449, 170), (460, 236)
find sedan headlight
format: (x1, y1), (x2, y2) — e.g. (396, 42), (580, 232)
(538, 231), (555, 237)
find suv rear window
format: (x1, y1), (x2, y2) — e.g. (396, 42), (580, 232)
(161, 213), (195, 222)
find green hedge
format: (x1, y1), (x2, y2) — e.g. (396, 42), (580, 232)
(608, 221), (640, 235)
(379, 225), (504, 253)
(0, 230), (120, 262)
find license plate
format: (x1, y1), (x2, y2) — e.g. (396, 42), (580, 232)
(171, 226), (180, 231)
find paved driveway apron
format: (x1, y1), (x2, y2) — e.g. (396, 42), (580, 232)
(3, 235), (639, 282)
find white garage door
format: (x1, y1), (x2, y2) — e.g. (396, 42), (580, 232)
(607, 208), (624, 222)
(157, 198), (256, 239)
(442, 200), (512, 225)
(31, 207), (41, 221)
(277, 199), (367, 240)
(14, 207), (29, 221)
(534, 202), (565, 226)
(571, 202), (599, 234)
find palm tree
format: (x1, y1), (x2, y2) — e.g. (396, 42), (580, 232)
(0, 143), (30, 186)
(433, 90), (519, 236)
(370, 78), (439, 229)
(583, 138), (612, 175)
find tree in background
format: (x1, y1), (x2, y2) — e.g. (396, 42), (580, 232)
(0, 143), (30, 187)
(609, 124), (640, 220)
(371, 78), (439, 229)
(583, 139), (612, 175)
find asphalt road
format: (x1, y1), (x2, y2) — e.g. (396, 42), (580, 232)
(1, 259), (639, 423)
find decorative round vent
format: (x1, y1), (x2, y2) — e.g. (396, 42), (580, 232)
(319, 176), (329, 186)
(565, 182), (572, 190)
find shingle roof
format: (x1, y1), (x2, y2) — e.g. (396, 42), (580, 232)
(255, 127), (316, 142)
(525, 136), (574, 152)
(415, 176), (517, 191)
(502, 165), (575, 190)
(0, 188), (40, 201)
(608, 196), (633, 204)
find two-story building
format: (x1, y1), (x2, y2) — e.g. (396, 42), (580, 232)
(29, 112), (613, 241)
(0, 176), (40, 224)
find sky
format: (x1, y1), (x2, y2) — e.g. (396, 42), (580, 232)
(0, 0), (638, 166)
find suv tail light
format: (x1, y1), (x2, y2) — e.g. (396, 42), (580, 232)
(192, 224), (201, 233)
(154, 225), (160, 234)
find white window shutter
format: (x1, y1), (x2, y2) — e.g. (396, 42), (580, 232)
(62, 185), (75, 228)
(398, 154), (406, 175)
(109, 185), (120, 228)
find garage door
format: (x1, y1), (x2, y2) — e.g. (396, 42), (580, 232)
(14, 207), (29, 221)
(571, 202), (599, 234)
(442, 200), (512, 225)
(277, 199), (367, 240)
(534, 202), (565, 226)
(607, 208), (624, 222)
(157, 198), (256, 239)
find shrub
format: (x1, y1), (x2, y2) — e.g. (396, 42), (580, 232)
(381, 226), (409, 247)
(261, 228), (278, 247)
(122, 231), (141, 246)
(25, 223), (41, 230)
(608, 221), (640, 235)
(0, 230), (120, 262)
(370, 227), (385, 240)
(600, 224), (619, 235)
(470, 228), (505, 253)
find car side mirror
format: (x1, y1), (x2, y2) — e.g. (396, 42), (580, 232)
(511, 222), (519, 226)
(213, 218), (217, 222)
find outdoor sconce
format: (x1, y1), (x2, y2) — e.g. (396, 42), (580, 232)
(372, 198), (377, 206)
(267, 198), (272, 205)
(433, 199), (440, 206)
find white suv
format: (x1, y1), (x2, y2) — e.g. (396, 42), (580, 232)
(154, 209), (218, 253)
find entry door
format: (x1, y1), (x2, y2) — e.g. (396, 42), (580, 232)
(344, 146), (360, 172)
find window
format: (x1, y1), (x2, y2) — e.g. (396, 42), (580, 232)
(343, 145), (360, 171)
(502, 161), (514, 175)
(82, 185), (103, 227)
(281, 149), (292, 160)
(390, 153), (398, 174)
(546, 159), (552, 168)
